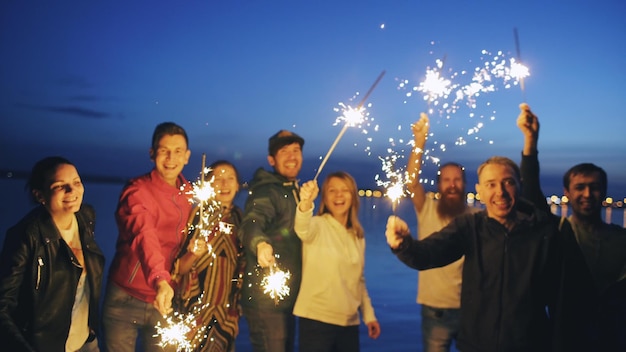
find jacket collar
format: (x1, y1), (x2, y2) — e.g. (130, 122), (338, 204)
(149, 168), (191, 195)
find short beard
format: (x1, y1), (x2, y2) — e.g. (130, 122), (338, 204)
(437, 194), (467, 219)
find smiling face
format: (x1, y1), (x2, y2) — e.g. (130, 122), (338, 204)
(151, 134), (191, 186)
(268, 142), (302, 181)
(322, 176), (353, 219)
(476, 162), (520, 226)
(437, 164), (467, 218)
(210, 163), (239, 207)
(34, 163), (84, 217)
(564, 171), (604, 222)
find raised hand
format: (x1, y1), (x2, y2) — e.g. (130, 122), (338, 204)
(298, 180), (319, 212)
(517, 103), (540, 155)
(411, 112), (430, 151)
(517, 103), (539, 138)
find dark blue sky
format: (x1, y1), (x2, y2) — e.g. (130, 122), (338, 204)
(1, 1), (625, 197)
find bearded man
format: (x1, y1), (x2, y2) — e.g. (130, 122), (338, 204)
(404, 113), (479, 352)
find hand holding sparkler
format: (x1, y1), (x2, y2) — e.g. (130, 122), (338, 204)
(517, 103), (539, 156)
(256, 242), (275, 268)
(406, 113), (430, 211)
(298, 180), (319, 212)
(188, 236), (209, 258)
(385, 215), (411, 249)
(408, 113), (430, 182)
(411, 113), (430, 149)
(154, 280), (175, 316)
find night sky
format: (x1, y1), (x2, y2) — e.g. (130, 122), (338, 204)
(2, 0), (625, 197)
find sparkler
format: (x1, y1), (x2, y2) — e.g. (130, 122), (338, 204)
(186, 153), (225, 243)
(261, 261), (291, 305)
(513, 27), (527, 102)
(513, 27), (533, 125)
(376, 148), (410, 213)
(395, 46), (531, 186)
(154, 299), (209, 352)
(313, 70), (386, 181)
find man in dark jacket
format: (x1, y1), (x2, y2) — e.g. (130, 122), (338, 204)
(386, 154), (560, 352)
(239, 130), (305, 352)
(517, 103), (626, 352)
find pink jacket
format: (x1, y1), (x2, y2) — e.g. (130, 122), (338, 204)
(108, 168), (192, 302)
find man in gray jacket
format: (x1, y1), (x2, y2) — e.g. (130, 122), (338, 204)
(239, 130), (305, 352)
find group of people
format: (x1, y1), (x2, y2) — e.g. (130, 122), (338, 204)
(386, 103), (626, 351)
(0, 123), (380, 352)
(1, 103), (624, 352)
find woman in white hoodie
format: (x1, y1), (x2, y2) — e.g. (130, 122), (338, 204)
(294, 171), (380, 352)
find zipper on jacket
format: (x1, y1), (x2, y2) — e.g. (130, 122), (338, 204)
(127, 261), (141, 284)
(36, 257), (44, 290)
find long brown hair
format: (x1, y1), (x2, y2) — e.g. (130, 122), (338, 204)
(318, 171), (364, 238)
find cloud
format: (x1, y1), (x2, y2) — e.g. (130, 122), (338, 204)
(15, 103), (110, 119)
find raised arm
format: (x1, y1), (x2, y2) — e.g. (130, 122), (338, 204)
(517, 103), (549, 212)
(407, 113), (429, 212)
(517, 103), (539, 156)
(294, 180), (320, 242)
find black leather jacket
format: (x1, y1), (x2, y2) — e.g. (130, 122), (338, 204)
(0, 205), (105, 352)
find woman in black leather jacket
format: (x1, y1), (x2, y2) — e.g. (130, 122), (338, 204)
(0, 156), (105, 352)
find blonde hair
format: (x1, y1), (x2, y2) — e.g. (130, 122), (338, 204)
(477, 156), (521, 181)
(318, 171), (364, 238)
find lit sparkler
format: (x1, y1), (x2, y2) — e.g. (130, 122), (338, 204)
(513, 27), (528, 101)
(261, 262), (291, 305)
(186, 153), (225, 243)
(376, 147), (410, 213)
(417, 57), (454, 109)
(154, 300), (209, 352)
(394, 45), (531, 185)
(314, 70), (386, 181)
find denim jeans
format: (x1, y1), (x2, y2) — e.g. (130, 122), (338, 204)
(242, 306), (296, 352)
(101, 283), (175, 352)
(298, 317), (359, 352)
(421, 305), (460, 352)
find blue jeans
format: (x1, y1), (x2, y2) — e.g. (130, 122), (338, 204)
(421, 305), (460, 352)
(298, 317), (359, 352)
(242, 306), (296, 352)
(101, 283), (175, 352)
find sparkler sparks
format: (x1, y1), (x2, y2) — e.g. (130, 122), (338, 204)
(417, 59), (453, 105)
(154, 304), (208, 352)
(376, 149), (410, 213)
(185, 154), (227, 243)
(314, 71), (386, 180)
(392, 46), (531, 187)
(261, 263), (291, 305)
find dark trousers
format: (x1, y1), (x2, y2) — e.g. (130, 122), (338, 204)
(298, 317), (359, 352)
(242, 306), (296, 352)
